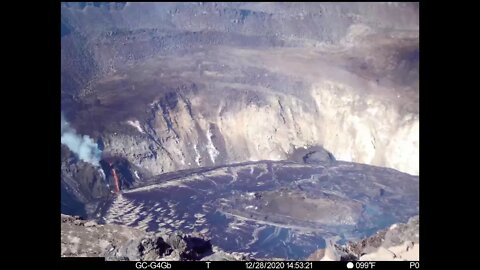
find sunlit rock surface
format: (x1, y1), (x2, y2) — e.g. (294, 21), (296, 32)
(61, 2), (419, 176)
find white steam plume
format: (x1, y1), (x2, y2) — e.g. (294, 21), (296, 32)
(61, 114), (102, 167)
(98, 168), (106, 181)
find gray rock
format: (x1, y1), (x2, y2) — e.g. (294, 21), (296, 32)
(328, 215), (419, 260)
(383, 215), (419, 248)
(302, 148), (336, 165)
(84, 220), (97, 227)
(165, 233), (213, 260)
(181, 235), (213, 260)
(116, 239), (143, 261)
(201, 250), (251, 261)
(166, 233), (186, 251)
(62, 214), (252, 261)
(287, 146), (336, 165)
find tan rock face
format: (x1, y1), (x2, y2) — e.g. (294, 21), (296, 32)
(63, 3), (418, 177)
(96, 40), (418, 177)
(306, 215), (420, 261)
(306, 249), (325, 260)
(102, 77), (418, 176)
(61, 214), (145, 257)
(359, 242), (419, 261)
(60, 214), (252, 261)
(311, 81), (418, 175)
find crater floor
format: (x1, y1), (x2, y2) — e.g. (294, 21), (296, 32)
(97, 160), (418, 259)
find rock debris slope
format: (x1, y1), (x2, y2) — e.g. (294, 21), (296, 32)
(61, 2), (419, 179)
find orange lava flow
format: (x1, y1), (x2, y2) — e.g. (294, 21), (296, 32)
(110, 163), (120, 193)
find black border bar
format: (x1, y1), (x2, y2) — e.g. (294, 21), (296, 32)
(60, 258), (421, 270)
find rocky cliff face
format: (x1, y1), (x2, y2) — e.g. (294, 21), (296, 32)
(62, 214), (419, 261)
(307, 215), (419, 261)
(61, 214), (251, 261)
(61, 3), (419, 183)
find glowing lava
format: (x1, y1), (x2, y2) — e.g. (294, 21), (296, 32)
(109, 162), (120, 193)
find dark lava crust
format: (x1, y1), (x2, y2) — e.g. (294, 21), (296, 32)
(95, 159), (418, 259)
